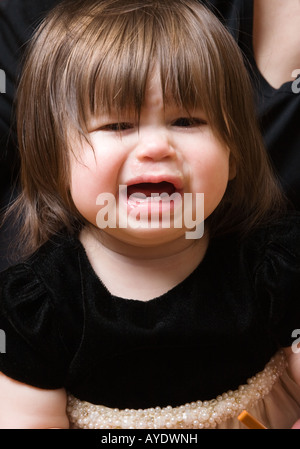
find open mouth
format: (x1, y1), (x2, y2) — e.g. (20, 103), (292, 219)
(127, 181), (178, 200)
(118, 179), (185, 226)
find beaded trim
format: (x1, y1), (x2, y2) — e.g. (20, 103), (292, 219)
(67, 351), (286, 429)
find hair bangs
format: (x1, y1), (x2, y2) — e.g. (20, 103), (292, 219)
(71, 10), (155, 130)
(67, 2), (226, 133)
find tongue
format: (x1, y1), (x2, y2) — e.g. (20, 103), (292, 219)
(127, 182), (175, 198)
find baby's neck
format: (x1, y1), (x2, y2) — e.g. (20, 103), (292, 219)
(79, 227), (209, 301)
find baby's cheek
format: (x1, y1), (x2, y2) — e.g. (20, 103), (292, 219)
(70, 180), (100, 225)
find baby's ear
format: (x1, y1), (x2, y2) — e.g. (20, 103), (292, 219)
(228, 153), (237, 180)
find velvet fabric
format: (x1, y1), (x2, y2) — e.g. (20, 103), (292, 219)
(0, 212), (299, 410)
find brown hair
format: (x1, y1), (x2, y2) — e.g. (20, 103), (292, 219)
(11, 0), (285, 258)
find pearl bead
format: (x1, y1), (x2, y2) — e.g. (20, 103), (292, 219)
(67, 351), (286, 429)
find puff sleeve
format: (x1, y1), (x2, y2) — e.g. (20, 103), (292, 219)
(0, 263), (71, 389)
(254, 213), (300, 348)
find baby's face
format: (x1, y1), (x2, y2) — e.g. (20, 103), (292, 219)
(69, 71), (234, 246)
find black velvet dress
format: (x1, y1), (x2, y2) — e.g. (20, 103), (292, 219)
(0, 213), (300, 428)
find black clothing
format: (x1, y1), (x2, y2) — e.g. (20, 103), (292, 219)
(0, 0), (61, 197)
(0, 213), (299, 409)
(0, 0), (61, 271)
(205, 0), (300, 211)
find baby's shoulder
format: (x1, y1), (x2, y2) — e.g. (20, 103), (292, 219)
(239, 211), (300, 265)
(237, 212), (300, 299)
(0, 233), (84, 370)
(0, 232), (82, 310)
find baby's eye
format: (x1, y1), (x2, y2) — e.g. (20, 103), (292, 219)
(99, 122), (134, 132)
(171, 117), (207, 127)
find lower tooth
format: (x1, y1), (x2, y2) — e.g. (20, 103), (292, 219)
(129, 193), (148, 201)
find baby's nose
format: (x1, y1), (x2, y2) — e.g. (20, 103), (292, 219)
(135, 131), (176, 162)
